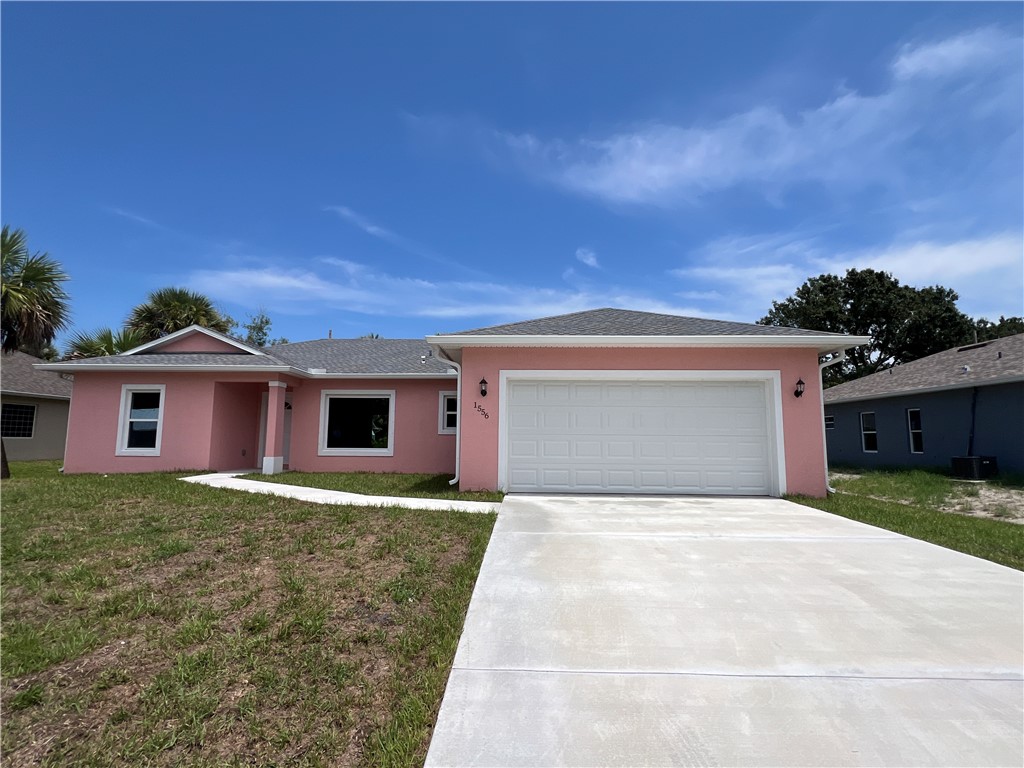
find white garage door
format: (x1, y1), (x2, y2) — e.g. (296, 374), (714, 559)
(505, 379), (775, 495)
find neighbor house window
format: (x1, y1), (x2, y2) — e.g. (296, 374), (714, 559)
(438, 391), (458, 434)
(319, 390), (395, 456)
(116, 385), (165, 456)
(1, 403), (36, 438)
(907, 409), (924, 454)
(860, 412), (878, 453)
(824, 415), (835, 430)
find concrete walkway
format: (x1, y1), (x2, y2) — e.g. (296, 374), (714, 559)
(180, 472), (501, 514)
(426, 495), (1024, 767)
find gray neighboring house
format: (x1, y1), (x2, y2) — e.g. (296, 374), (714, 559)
(823, 333), (1024, 474)
(1, 351), (73, 461)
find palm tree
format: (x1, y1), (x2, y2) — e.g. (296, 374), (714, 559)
(126, 287), (233, 341)
(65, 326), (148, 359)
(1, 226), (71, 478)
(1, 226), (71, 355)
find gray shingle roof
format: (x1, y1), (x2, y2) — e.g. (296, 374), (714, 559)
(447, 308), (847, 337)
(43, 340), (454, 376)
(1, 351), (74, 398)
(824, 334), (1024, 404)
(269, 339), (454, 375)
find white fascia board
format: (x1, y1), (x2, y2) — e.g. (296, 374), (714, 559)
(121, 325), (267, 356)
(36, 363), (296, 374)
(0, 390), (72, 401)
(824, 375), (1024, 406)
(426, 334), (872, 354)
(35, 362), (457, 379)
(300, 371), (456, 379)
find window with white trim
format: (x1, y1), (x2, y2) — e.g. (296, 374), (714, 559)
(117, 385), (165, 456)
(319, 390), (395, 456)
(1, 403), (36, 438)
(907, 409), (924, 454)
(824, 414), (835, 430)
(438, 391), (458, 434)
(860, 412), (878, 453)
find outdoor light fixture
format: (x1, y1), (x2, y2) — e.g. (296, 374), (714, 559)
(794, 379), (805, 398)
(479, 378), (488, 397)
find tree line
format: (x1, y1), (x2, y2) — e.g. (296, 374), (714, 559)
(758, 268), (1023, 386)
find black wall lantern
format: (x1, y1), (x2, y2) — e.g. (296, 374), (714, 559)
(479, 378), (488, 397)
(794, 379), (805, 398)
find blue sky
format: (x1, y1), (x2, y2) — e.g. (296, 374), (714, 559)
(3, 2), (1022, 346)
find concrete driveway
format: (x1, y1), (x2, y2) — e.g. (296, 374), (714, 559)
(425, 495), (1023, 767)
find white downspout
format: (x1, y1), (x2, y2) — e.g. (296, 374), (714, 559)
(819, 349), (846, 494)
(434, 348), (462, 487)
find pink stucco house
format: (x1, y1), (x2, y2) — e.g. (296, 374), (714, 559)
(40, 308), (867, 497)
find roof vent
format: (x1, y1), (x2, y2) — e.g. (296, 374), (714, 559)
(961, 365), (971, 373)
(957, 342), (989, 352)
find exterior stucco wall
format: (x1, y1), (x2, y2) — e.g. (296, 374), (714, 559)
(209, 383), (263, 471)
(286, 378), (457, 474)
(457, 346), (826, 496)
(825, 382), (1024, 474)
(152, 334), (249, 354)
(63, 372), (218, 473)
(1, 395), (70, 461)
(63, 372), (458, 475)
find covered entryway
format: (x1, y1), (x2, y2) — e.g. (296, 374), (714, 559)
(500, 372), (784, 495)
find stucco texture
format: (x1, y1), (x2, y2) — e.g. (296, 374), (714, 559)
(457, 346), (827, 497)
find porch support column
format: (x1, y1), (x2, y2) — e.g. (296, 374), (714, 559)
(262, 381), (287, 474)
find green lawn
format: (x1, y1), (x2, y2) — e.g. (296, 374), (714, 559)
(792, 468), (1024, 571)
(240, 471), (505, 504)
(1, 461), (496, 767)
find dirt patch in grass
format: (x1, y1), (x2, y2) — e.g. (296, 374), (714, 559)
(941, 483), (1024, 524)
(1, 464), (495, 767)
(830, 470), (1024, 525)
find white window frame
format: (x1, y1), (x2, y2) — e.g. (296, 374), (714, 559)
(116, 384), (166, 457)
(318, 389), (395, 457)
(860, 411), (878, 454)
(907, 408), (924, 454)
(438, 391), (458, 435)
(1, 402), (37, 439)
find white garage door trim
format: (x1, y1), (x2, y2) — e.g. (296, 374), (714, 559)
(497, 369), (787, 496)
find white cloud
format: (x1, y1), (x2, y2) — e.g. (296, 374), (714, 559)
(892, 27), (1020, 81)
(671, 229), (1024, 323)
(575, 247), (599, 268)
(496, 26), (1021, 205)
(187, 258), (712, 329)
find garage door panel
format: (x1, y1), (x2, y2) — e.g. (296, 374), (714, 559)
(509, 440), (538, 459)
(507, 379), (774, 495)
(541, 440), (570, 458)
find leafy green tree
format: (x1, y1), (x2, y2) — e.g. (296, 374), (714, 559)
(65, 327), (148, 359)
(1, 226), (71, 478)
(974, 315), (1024, 342)
(238, 309), (287, 347)
(359, 333), (381, 339)
(759, 268), (974, 385)
(126, 287), (233, 341)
